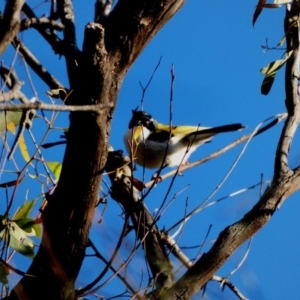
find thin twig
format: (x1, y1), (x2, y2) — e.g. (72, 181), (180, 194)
(162, 232), (248, 300)
(78, 216), (129, 295)
(139, 56), (162, 110)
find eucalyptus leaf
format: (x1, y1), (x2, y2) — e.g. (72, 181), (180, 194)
(14, 199), (37, 220)
(0, 111), (23, 132)
(1, 222), (35, 258)
(14, 218), (41, 238)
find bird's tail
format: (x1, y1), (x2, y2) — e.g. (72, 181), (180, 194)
(186, 123), (244, 140)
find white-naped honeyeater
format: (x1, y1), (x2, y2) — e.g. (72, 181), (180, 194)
(124, 110), (244, 169)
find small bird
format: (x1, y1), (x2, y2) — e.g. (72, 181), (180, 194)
(124, 110), (244, 170)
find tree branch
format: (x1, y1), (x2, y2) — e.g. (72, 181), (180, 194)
(57, 0), (80, 88)
(22, 3), (64, 55)
(157, 3), (300, 299)
(8, 1), (192, 298)
(0, 0), (24, 55)
(20, 17), (65, 31)
(11, 36), (65, 92)
(0, 102), (112, 112)
(274, 2), (300, 178)
(105, 150), (174, 290)
(105, 0), (185, 76)
(94, 0), (114, 23)
(162, 233), (248, 300)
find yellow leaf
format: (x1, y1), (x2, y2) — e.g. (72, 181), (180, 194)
(19, 134), (31, 163)
(46, 161), (62, 180)
(7, 122), (16, 135)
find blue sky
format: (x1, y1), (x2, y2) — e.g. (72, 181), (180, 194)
(1, 1), (300, 299)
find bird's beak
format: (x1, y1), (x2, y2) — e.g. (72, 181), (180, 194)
(133, 125), (142, 142)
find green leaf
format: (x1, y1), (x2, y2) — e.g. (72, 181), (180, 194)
(14, 218), (42, 238)
(0, 222), (35, 258)
(0, 111), (23, 132)
(0, 263), (9, 284)
(14, 218), (41, 238)
(260, 51), (293, 95)
(9, 222), (34, 258)
(14, 199), (37, 220)
(47, 161), (62, 180)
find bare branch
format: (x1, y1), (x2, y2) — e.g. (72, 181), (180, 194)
(11, 37), (65, 92)
(105, 150), (174, 290)
(162, 233), (248, 300)
(0, 67), (26, 102)
(0, 0), (24, 55)
(57, 0), (80, 87)
(212, 276), (248, 300)
(22, 3), (64, 55)
(83, 239), (140, 298)
(158, 172), (300, 299)
(274, 3), (300, 178)
(0, 102), (112, 112)
(20, 17), (65, 31)
(78, 216), (129, 295)
(94, 0), (114, 23)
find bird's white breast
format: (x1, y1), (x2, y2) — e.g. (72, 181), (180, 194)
(124, 126), (198, 169)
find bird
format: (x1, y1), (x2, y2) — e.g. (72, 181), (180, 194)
(124, 110), (244, 170)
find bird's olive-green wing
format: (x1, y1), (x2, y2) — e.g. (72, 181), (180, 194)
(147, 123), (207, 142)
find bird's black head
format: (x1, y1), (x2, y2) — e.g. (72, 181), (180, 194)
(128, 110), (157, 131)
